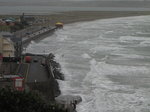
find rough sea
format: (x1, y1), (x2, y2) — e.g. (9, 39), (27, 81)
(26, 15), (150, 112)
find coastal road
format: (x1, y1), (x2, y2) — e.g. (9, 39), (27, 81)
(26, 55), (56, 100)
(16, 56), (49, 83)
(27, 56), (49, 83)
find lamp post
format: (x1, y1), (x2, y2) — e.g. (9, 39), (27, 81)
(9, 54), (11, 74)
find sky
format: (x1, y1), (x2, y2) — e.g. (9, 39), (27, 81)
(0, 0), (150, 14)
(0, 0), (150, 8)
(0, 0), (150, 1)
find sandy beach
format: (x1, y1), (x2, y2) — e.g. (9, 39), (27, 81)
(40, 11), (150, 26)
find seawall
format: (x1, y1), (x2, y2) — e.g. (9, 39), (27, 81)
(19, 27), (62, 102)
(22, 27), (57, 46)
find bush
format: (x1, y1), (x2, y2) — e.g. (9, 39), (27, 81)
(0, 87), (57, 112)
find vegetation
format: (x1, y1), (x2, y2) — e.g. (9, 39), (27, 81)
(0, 87), (64, 112)
(0, 25), (10, 32)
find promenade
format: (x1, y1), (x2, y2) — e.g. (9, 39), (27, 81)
(16, 54), (57, 101)
(13, 26), (57, 46)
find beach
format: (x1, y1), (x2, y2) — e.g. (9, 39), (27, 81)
(45, 11), (150, 25)
(1, 11), (150, 27)
(30, 11), (150, 27)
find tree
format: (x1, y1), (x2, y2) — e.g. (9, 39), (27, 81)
(0, 87), (56, 112)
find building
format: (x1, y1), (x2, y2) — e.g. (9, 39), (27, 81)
(0, 35), (15, 57)
(20, 13), (35, 25)
(0, 17), (16, 26)
(0, 32), (22, 58)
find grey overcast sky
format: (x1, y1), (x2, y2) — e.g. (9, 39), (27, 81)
(0, 0), (150, 7)
(0, 0), (150, 1)
(0, 0), (150, 14)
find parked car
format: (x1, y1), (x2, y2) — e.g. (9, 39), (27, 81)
(33, 58), (38, 62)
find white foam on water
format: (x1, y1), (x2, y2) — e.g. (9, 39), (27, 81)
(78, 40), (90, 44)
(90, 44), (125, 54)
(111, 53), (150, 59)
(104, 30), (114, 34)
(56, 34), (68, 42)
(120, 36), (150, 42)
(26, 15), (150, 112)
(136, 32), (150, 35)
(24, 41), (45, 54)
(81, 53), (91, 59)
(56, 51), (150, 112)
(140, 40), (150, 47)
(78, 59), (150, 112)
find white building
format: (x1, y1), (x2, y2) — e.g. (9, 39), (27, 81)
(0, 35), (15, 57)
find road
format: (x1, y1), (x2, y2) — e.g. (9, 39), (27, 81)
(16, 55), (49, 83)
(27, 56), (49, 83)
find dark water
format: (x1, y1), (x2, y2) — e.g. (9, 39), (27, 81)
(0, 1), (150, 14)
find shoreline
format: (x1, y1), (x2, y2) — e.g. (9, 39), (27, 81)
(48, 11), (150, 25)
(19, 11), (150, 98)
(1, 11), (150, 26)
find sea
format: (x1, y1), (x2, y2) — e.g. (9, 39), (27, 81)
(26, 15), (150, 112)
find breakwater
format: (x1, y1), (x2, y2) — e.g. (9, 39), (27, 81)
(46, 53), (64, 80)
(22, 26), (57, 46)
(45, 53), (64, 98)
